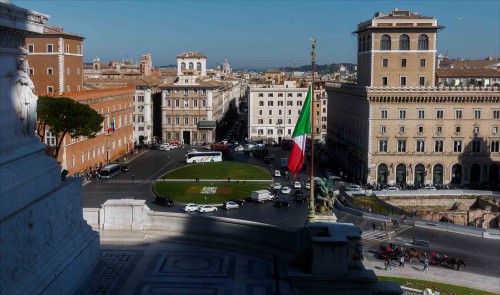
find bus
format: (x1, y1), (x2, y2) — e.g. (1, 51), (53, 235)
(98, 164), (121, 179)
(186, 151), (222, 164)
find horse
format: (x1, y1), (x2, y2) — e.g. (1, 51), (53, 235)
(444, 257), (467, 271)
(404, 248), (426, 263)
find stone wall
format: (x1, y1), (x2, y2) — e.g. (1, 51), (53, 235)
(380, 195), (477, 208)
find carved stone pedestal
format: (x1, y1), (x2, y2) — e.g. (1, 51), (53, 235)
(0, 3), (99, 294)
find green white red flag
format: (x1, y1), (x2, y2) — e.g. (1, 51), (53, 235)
(288, 84), (312, 178)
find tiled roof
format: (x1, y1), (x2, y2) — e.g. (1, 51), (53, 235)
(43, 25), (83, 38)
(374, 10), (434, 20)
(84, 76), (165, 87)
(440, 59), (500, 69)
(176, 52), (207, 59)
(162, 78), (219, 88)
(436, 68), (500, 78)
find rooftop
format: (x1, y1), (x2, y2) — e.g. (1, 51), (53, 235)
(176, 52), (207, 59)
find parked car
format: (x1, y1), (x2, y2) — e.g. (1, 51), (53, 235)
(234, 145), (244, 152)
(198, 205), (218, 213)
(159, 144), (172, 151)
(274, 170), (281, 177)
(295, 195), (306, 203)
(294, 189), (304, 197)
(121, 165), (130, 172)
(293, 181), (302, 189)
(183, 203), (199, 212)
(187, 149), (197, 153)
(228, 199), (245, 206)
(223, 201), (239, 210)
(273, 183), (282, 190)
(205, 145), (211, 150)
(346, 184), (362, 191)
(305, 183), (311, 190)
(385, 186), (400, 191)
(275, 200), (290, 208)
(424, 186), (437, 191)
(155, 195), (174, 207)
(251, 190), (274, 202)
(281, 187), (291, 194)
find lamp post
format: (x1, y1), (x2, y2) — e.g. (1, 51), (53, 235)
(308, 38), (317, 223)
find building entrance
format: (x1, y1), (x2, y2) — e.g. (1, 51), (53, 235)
(183, 131), (190, 145)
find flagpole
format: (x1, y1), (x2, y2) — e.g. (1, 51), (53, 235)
(308, 39), (316, 223)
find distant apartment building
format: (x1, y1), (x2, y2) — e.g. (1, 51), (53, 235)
(25, 25), (84, 95)
(326, 9), (500, 187)
(43, 87), (135, 175)
(160, 52), (241, 144)
(84, 53), (154, 78)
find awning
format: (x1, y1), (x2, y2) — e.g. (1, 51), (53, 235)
(198, 121), (216, 130)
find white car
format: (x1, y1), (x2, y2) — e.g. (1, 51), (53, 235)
(205, 145), (211, 150)
(281, 187), (291, 194)
(223, 201), (239, 210)
(386, 186), (400, 191)
(186, 149), (197, 153)
(273, 183), (282, 190)
(305, 183), (311, 190)
(424, 186), (437, 191)
(198, 205), (218, 213)
(183, 203), (199, 212)
(235, 145), (244, 152)
(274, 170), (281, 177)
(346, 184), (362, 191)
(293, 181), (302, 189)
(159, 144), (172, 151)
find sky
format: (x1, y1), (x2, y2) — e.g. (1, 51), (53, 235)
(15, 0), (500, 69)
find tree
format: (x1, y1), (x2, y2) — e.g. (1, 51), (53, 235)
(37, 96), (104, 159)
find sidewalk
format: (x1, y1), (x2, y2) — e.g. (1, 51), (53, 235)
(363, 254), (500, 293)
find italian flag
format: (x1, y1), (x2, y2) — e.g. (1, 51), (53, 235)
(288, 85), (312, 178)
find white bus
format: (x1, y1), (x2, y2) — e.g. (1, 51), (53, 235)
(186, 151), (222, 164)
(98, 164), (121, 179)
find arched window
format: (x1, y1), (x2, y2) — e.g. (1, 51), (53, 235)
(358, 37), (362, 52)
(196, 62), (202, 71)
(396, 163), (407, 184)
(399, 34), (410, 50)
(418, 34), (429, 50)
(181, 62), (186, 70)
(362, 36), (367, 51)
(188, 62), (194, 70)
(380, 34), (391, 50)
(377, 163), (389, 185)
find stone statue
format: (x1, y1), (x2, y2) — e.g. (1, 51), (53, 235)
(12, 59), (38, 137)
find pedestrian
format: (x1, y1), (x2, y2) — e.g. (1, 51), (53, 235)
(384, 258), (392, 271)
(423, 259), (430, 273)
(132, 174), (135, 181)
(124, 156), (127, 162)
(373, 222), (376, 231)
(399, 256), (405, 268)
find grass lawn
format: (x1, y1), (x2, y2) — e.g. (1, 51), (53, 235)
(378, 276), (497, 295)
(161, 162), (271, 180)
(153, 182), (269, 204)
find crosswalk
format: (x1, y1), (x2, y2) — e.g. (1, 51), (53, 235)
(102, 179), (156, 184)
(361, 226), (410, 248)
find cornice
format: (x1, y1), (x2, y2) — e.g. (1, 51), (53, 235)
(0, 2), (49, 26)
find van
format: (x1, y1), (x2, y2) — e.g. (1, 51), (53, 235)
(251, 190), (273, 203)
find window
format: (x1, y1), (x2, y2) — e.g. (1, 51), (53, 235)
(77, 46), (81, 54)
(434, 141), (443, 152)
(267, 101), (273, 106)
(47, 44), (53, 53)
(474, 109), (481, 119)
(278, 101), (283, 106)
(257, 119), (263, 124)
(267, 129), (273, 135)
(472, 141), (481, 153)
(278, 93), (283, 97)
(420, 59), (426, 67)
(184, 99), (189, 107)
(65, 45), (69, 53)
(258, 129), (263, 135)
(400, 76), (407, 86)
(399, 126), (405, 133)
(71, 156), (75, 168)
(399, 109), (406, 119)
(184, 117), (189, 125)
(491, 141), (500, 152)
(456, 126), (461, 133)
(379, 140), (388, 152)
(165, 90), (171, 96)
(401, 59), (407, 67)
(137, 95), (144, 102)
(418, 126), (424, 133)
(399, 34), (410, 50)
(474, 126), (480, 134)
(297, 101), (303, 106)
(202, 100), (207, 107)
(298, 93), (303, 97)
(380, 34), (391, 50)
(288, 119), (291, 124)
(453, 141), (462, 152)
(494, 126), (499, 134)
(259, 110), (262, 115)
(287, 93), (293, 97)
(418, 34), (429, 50)
(193, 117), (198, 125)
(397, 140), (407, 152)
(436, 110), (443, 119)
(47, 68), (53, 75)
(269, 110), (272, 115)
(418, 110), (425, 119)
(381, 110), (388, 119)
(268, 119), (272, 124)
(28, 68), (34, 75)
(184, 89), (188, 95)
(44, 130), (56, 146)
(175, 99), (180, 107)
(77, 68), (80, 75)
(80, 152), (84, 164)
(287, 101), (293, 106)
(193, 99), (198, 107)
(494, 110), (500, 119)
(268, 93), (273, 97)
(455, 110), (462, 119)
(279, 110), (282, 115)
(419, 77), (425, 86)
(259, 101), (264, 106)
(437, 126), (443, 133)
(47, 86), (54, 93)
(28, 44), (34, 53)
(258, 93), (263, 97)
(382, 77), (388, 86)
(175, 117), (180, 125)
(416, 140), (425, 152)
(381, 126), (387, 133)
(382, 58), (388, 67)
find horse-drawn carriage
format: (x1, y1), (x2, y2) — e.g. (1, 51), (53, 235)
(379, 244), (426, 262)
(431, 252), (467, 271)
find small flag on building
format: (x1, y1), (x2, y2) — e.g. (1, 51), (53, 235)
(107, 119), (115, 133)
(288, 84), (312, 178)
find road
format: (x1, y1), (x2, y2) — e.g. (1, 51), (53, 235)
(83, 145), (500, 278)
